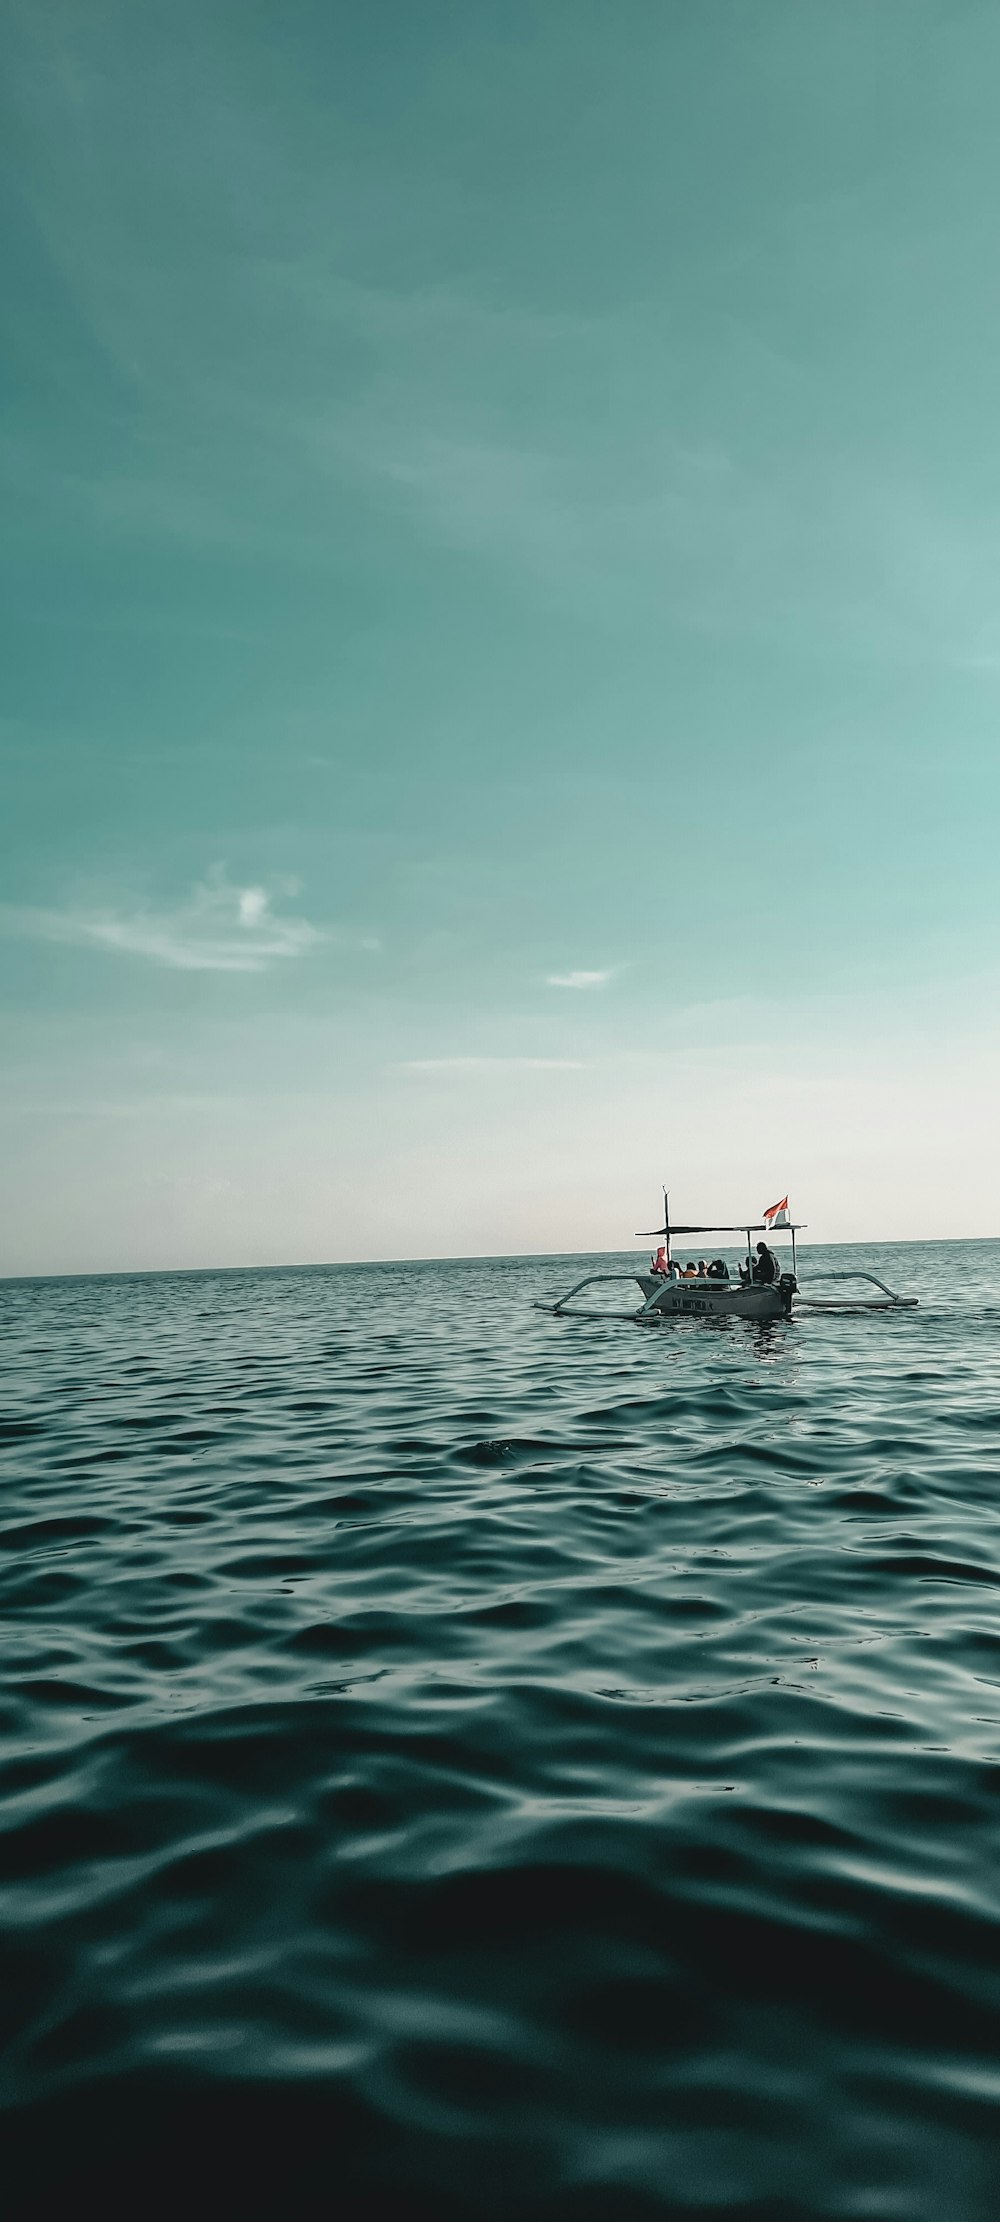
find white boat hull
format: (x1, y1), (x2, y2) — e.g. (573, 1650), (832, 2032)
(636, 1276), (790, 1320)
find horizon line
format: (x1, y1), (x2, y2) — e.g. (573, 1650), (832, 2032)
(1, 1234), (995, 1285)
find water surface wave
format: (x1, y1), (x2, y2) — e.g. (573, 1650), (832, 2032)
(3, 1243), (1000, 2217)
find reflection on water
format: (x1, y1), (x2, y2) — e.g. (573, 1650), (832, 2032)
(2, 1242), (1000, 2217)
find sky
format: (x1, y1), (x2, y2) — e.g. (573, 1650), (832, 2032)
(2, 0), (999, 1275)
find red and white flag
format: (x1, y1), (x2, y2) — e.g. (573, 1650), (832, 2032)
(763, 1196), (789, 1228)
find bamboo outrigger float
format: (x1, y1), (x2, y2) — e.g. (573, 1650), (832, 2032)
(536, 1192), (918, 1323)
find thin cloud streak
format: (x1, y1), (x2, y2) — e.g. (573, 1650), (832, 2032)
(546, 969), (613, 989)
(396, 1057), (585, 1073)
(0, 872), (325, 973)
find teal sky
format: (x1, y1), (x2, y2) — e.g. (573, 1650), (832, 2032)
(3, 0), (998, 1273)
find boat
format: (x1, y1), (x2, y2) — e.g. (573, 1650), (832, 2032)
(536, 1193), (918, 1323)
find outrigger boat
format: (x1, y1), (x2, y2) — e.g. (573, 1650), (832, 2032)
(537, 1194), (918, 1323)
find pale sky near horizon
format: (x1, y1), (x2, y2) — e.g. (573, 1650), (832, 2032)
(2, 0), (999, 1275)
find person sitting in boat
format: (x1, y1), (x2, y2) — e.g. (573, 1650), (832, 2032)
(752, 1240), (778, 1285)
(650, 1246), (670, 1276)
(739, 1254), (752, 1286)
(681, 1261), (698, 1278)
(696, 1259), (708, 1277)
(706, 1258), (729, 1280)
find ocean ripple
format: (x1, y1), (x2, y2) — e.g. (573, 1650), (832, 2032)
(2, 1243), (1000, 2217)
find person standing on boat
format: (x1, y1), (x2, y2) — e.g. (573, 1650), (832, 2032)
(650, 1246), (670, 1276)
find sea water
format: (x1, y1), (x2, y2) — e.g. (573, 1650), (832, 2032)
(2, 1243), (1000, 2218)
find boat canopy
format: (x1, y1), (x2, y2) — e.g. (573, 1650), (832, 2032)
(637, 1221), (806, 1237)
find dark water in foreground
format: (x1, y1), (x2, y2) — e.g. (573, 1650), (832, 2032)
(2, 1242), (1000, 2219)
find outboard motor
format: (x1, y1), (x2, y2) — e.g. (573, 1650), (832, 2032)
(779, 1272), (797, 1315)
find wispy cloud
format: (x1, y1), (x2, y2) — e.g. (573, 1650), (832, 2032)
(396, 1057), (585, 1073)
(9, 7), (1000, 678)
(546, 969), (613, 990)
(1, 870), (325, 973)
